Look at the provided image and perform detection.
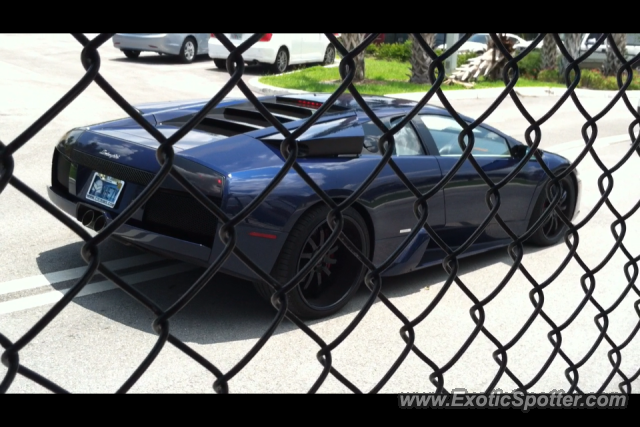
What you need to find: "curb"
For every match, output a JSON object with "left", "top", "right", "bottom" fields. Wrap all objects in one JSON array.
[
  {"left": 247, "top": 77, "right": 640, "bottom": 101},
  {"left": 248, "top": 76, "right": 310, "bottom": 96}
]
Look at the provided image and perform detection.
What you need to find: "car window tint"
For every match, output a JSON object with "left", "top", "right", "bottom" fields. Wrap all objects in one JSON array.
[
  {"left": 419, "top": 115, "right": 512, "bottom": 157},
  {"left": 361, "top": 120, "right": 383, "bottom": 154}
]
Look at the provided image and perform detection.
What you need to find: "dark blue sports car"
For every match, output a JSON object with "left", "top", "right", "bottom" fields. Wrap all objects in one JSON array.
[{"left": 48, "top": 93, "right": 581, "bottom": 319}]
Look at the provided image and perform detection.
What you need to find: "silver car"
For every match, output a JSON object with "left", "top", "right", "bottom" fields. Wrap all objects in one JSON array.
[{"left": 112, "top": 33, "right": 210, "bottom": 63}]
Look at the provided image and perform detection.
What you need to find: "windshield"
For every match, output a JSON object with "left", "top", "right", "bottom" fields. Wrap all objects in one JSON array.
[{"left": 469, "top": 34, "right": 488, "bottom": 43}]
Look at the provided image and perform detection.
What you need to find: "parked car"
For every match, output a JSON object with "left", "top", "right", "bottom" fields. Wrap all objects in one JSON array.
[
  {"left": 208, "top": 34, "right": 338, "bottom": 74},
  {"left": 112, "top": 33, "right": 210, "bottom": 63},
  {"left": 437, "top": 33, "right": 529, "bottom": 53},
  {"left": 47, "top": 93, "right": 581, "bottom": 320},
  {"left": 374, "top": 33, "right": 461, "bottom": 48},
  {"left": 577, "top": 33, "right": 640, "bottom": 69}
]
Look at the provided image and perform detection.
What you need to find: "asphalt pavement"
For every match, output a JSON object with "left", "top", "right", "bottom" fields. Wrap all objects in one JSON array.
[{"left": 1, "top": 34, "right": 639, "bottom": 393}]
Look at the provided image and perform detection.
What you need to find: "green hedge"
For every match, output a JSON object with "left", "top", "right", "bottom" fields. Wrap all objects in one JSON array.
[
  {"left": 515, "top": 51, "right": 541, "bottom": 79},
  {"left": 537, "top": 67, "right": 640, "bottom": 90},
  {"left": 365, "top": 40, "right": 480, "bottom": 70}
]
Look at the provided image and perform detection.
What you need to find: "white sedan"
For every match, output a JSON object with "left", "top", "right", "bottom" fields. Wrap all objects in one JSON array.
[
  {"left": 112, "top": 33, "right": 210, "bottom": 63},
  {"left": 437, "top": 33, "right": 530, "bottom": 53},
  {"left": 208, "top": 33, "right": 338, "bottom": 74}
]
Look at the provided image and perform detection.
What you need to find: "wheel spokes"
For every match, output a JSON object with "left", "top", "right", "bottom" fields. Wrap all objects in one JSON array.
[{"left": 302, "top": 273, "right": 314, "bottom": 290}]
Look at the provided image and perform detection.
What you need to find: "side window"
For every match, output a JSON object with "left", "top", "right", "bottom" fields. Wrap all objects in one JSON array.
[
  {"left": 361, "top": 119, "right": 425, "bottom": 156},
  {"left": 419, "top": 115, "right": 512, "bottom": 157},
  {"left": 390, "top": 118, "right": 425, "bottom": 156}
]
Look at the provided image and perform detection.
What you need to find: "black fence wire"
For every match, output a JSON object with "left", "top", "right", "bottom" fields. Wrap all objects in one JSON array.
[{"left": 0, "top": 33, "right": 639, "bottom": 394}]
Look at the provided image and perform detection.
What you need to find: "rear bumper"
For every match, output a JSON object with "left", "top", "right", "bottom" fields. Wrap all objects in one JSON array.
[
  {"left": 47, "top": 185, "right": 287, "bottom": 282},
  {"left": 208, "top": 40, "right": 278, "bottom": 63},
  {"left": 113, "top": 34, "right": 182, "bottom": 55}
]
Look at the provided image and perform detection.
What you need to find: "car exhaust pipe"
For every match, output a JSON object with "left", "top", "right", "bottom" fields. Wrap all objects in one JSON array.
[
  {"left": 78, "top": 205, "right": 109, "bottom": 231},
  {"left": 93, "top": 215, "right": 106, "bottom": 232},
  {"left": 82, "top": 210, "right": 95, "bottom": 227}
]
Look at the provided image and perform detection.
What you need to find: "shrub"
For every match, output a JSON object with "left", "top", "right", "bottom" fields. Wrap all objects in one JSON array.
[
  {"left": 375, "top": 40, "right": 412, "bottom": 62},
  {"left": 365, "top": 42, "right": 379, "bottom": 56},
  {"left": 515, "top": 51, "right": 541, "bottom": 79},
  {"left": 538, "top": 68, "right": 560, "bottom": 83},
  {"left": 457, "top": 51, "right": 479, "bottom": 68},
  {"left": 578, "top": 69, "right": 606, "bottom": 89}
]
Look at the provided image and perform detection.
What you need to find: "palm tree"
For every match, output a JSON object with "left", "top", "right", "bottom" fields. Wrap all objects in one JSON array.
[
  {"left": 558, "top": 33, "right": 582, "bottom": 80},
  {"left": 340, "top": 33, "right": 366, "bottom": 82},
  {"left": 408, "top": 33, "right": 436, "bottom": 84},
  {"left": 603, "top": 33, "right": 627, "bottom": 77},
  {"left": 541, "top": 33, "right": 557, "bottom": 70}
]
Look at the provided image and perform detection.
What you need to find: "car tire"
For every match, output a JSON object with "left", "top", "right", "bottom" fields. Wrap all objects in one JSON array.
[
  {"left": 322, "top": 44, "right": 336, "bottom": 65},
  {"left": 213, "top": 59, "right": 227, "bottom": 70},
  {"left": 122, "top": 50, "right": 140, "bottom": 59},
  {"left": 271, "top": 47, "right": 289, "bottom": 74},
  {"left": 527, "top": 175, "right": 577, "bottom": 246},
  {"left": 179, "top": 37, "right": 197, "bottom": 64},
  {"left": 253, "top": 204, "right": 371, "bottom": 320}
]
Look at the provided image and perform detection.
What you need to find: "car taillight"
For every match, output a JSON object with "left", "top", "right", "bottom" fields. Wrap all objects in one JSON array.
[
  {"left": 260, "top": 34, "right": 272, "bottom": 42},
  {"left": 210, "top": 33, "right": 215, "bottom": 38},
  {"left": 297, "top": 100, "right": 322, "bottom": 108}
]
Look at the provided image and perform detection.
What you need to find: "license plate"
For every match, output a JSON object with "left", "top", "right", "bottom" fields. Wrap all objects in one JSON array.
[
  {"left": 230, "top": 33, "right": 242, "bottom": 40},
  {"left": 86, "top": 172, "right": 125, "bottom": 209}
]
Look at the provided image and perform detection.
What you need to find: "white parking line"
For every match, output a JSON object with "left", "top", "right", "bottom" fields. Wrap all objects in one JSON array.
[
  {"left": 0, "top": 263, "right": 200, "bottom": 315},
  {"left": 0, "top": 254, "right": 162, "bottom": 296}
]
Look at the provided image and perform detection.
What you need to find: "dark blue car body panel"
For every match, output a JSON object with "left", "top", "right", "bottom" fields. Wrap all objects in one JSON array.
[{"left": 47, "top": 93, "right": 579, "bottom": 282}]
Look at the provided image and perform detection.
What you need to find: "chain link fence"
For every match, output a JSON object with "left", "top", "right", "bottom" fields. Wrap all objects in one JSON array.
[{"left": 1, "top": 33, "right": 639, "bottom": 393}]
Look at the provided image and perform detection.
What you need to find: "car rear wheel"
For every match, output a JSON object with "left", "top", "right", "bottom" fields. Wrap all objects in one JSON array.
[
  {"left": 253, "top": 204, "right": 370, "bottom": 320},
  {"left": 213, "top": 59, "right": 227, "bottom": 69},
  {"left": 527, "top": 175, "right": 577, "bottom": 246},
  {"left": 272, "top": 47, "right": 289, "bottom": 74},
  {"left": 179, "top": 37, "right": 197, "bottom": 63},
  {"left": 122, "top": 49, "right": 140, "bottom": 59},
  {"left": 323, "top": 44, "right": 336, "bottom": 65}
]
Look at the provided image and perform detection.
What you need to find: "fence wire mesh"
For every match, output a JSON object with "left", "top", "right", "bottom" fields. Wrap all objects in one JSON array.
[{"left": 1, "top": 33, "right": 639, "bottom": 394}]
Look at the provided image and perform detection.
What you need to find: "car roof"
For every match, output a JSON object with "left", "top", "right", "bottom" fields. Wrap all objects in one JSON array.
[{"left": 156, "top": 92, "right": 470, "bottom": 143}]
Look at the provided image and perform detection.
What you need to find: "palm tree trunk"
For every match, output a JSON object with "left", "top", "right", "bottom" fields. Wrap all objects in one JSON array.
[
  {"left": 558, "top": 33, "right": 582, "bottom": 78},
  {"left": 602, "top": 33, "right": 627, "bottom": 77},
  {"left": 340, "top": 33, "right": 366, "bottom": 82},
  {"left": 541, "top": 33, "right": 557, "bottom": 69},
  {"left": 409, "top": 33, "right": 436, "bottom": 84}
]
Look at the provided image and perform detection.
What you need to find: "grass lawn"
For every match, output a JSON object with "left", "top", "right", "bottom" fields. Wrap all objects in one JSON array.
[{"left": 259, "top": 58, "right": 566, "bottom": 95}]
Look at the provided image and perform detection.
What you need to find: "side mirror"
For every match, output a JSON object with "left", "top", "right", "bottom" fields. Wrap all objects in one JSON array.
[{"left": 511, "top": 144, "right": 530, "bottom": 159}]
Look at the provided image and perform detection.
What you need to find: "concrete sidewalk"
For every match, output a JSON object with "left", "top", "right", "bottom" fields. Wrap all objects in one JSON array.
[{"left": 248, "top": 76, "right": 640, "bottom": 101}]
